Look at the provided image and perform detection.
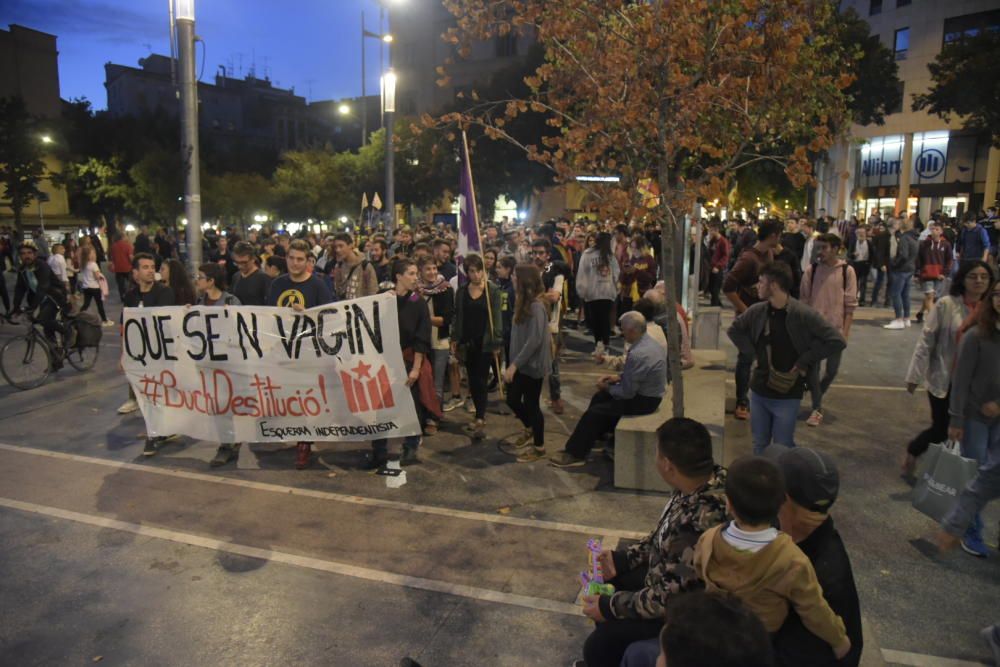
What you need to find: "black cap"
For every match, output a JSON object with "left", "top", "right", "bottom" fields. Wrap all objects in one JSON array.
[{"left": 763, "top": 446, "right": 839, "bottom": 513}]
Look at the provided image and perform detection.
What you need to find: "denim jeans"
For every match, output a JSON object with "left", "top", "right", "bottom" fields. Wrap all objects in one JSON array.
[
  {"left": 620, "top": 638, "right": 660, "bottom": 667},
  {"left": 734, "top": 350, "right": 754, "bottom": 407},
  {"left": 548, "top": 333, "right": 562, "bottom": 400},
  {"left": 941, "top": 419, "right": 1000, "bottom": 537},
  {"left": 807, "top": 349, "right": 843, "bottom": 411},
  {"left": 871, "top": 267, "right": 888, "bottom": 305},
  {"left": 889, "top": 271, "right": 912, "bottom": 319},
  {"left": 371, "top": 434, "right": 421, "bottom": 459},
  {"left": 749, "top": 390, "right": 800, "bottom": 454}
]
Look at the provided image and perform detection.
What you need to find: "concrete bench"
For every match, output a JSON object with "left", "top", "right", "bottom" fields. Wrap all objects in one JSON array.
[{"left": 614, "top": 349, "right": 727, "bottom": 492}]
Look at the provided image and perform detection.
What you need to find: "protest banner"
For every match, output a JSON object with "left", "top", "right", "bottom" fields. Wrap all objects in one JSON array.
[{"left": 121, "top": 292, "right": 421, "bottom": 443}]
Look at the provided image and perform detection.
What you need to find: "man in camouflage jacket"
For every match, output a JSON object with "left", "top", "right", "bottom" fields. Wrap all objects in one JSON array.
[{"left": 580, "top": 418, "right": 728, "bottom": 667}]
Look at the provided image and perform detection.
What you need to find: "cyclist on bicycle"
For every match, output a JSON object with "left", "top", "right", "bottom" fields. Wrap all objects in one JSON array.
[{"left": 12, "top": 242, "right": 70, "bottom": 367}]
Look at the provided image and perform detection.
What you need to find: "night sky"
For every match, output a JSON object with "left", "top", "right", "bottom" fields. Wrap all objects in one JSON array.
[{"left": 1, "top": 0, "right": 393, "bottom": 109}]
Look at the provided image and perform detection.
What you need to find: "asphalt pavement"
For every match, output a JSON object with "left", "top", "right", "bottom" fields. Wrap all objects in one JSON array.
[{"left": 0, "top": 271, "right": 997, "bottom": 666}]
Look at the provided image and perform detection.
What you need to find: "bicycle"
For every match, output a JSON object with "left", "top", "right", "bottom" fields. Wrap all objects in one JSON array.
[{"left": 0, "top": 311, "right": 101, "bottom": 390}]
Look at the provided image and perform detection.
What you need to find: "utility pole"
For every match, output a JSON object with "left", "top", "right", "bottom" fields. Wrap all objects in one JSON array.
[
  {"left": 383, "top": 8, "right": 395, "bottom": 230},
  {"left": 174, "top": 0, "right": 202, "bottom": 270}
]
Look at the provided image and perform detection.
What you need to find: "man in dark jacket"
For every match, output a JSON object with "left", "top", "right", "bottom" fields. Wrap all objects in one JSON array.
[
  {"left": 767, "top": 445, "right": 863, "bottom": 667},
  {"left": 884, "top": 218, "right": 919, "bottom": 330},
  {"left": 869, "top": 223, "right": 892, "bottom": 308},
  {"left": 727, "top": 262, "right": 846, "bottom": 454},
  {"left": 12, "top": 242, "right": 70, "bottom": 355}
]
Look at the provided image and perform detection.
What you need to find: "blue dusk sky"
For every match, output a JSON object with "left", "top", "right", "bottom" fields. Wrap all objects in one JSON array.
[{"left": 1, "top": 0, "right": 396, "bottom": 109}]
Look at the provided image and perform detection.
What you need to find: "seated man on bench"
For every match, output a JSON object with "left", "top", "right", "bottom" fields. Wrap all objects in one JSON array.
[{"left": 550, "top": 311, "right": 666, "bottom": 468}]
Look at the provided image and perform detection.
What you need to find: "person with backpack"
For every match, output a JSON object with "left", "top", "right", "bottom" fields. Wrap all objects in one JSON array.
[{"left": 799, "top": 234, "right": 857, "bottom": 427}]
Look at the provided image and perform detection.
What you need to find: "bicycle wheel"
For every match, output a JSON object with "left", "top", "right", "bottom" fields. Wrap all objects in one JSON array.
[
  {"left": 65, "top": 342, "right": 99, "bottom": 371},
  {"left": 0, "top": 335, "right": 52, "bottom": 390}
]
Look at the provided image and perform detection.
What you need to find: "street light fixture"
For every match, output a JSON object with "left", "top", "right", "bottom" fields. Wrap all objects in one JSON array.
[
  {"left": 172, "top": 0, "right": 203, "bottom": 269},
  {"left": 338, "top": 104, "right": 351, "bottom": 115},
  {"left": 40, "top": 135, "right": 53, "bottom": 144}
]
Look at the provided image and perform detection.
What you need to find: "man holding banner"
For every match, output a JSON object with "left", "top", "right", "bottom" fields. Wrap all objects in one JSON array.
[{"left": 265, "top": 238, "right": 334, "bottom": 469}]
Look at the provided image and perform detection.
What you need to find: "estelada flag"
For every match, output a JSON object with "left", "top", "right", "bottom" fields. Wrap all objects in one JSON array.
[
  {"left": 372, "top": 192, "right": 383, "bottom": 210},
  {"left": 362, "top": 192, "right": 369, "bottom": 209}
]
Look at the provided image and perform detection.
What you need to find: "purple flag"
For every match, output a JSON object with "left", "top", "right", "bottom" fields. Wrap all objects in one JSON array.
[{"left": 457, "top": 131, "right": 481, "bottom": 274}]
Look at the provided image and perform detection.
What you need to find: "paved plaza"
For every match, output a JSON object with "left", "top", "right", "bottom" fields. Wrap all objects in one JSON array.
[{"left": 0, "top": 280, "right": 998, "bottom": 666}]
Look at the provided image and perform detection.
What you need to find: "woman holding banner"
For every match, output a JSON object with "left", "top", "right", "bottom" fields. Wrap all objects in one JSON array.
[
  {"left": 194, "top": 262, "right": 242, "bottom": 467},
  {"left": 368, "top": 257, "right": 440, "bottom": 469},
  {"left": 451, "top": 254, "right": 503, "bottom": 441}
]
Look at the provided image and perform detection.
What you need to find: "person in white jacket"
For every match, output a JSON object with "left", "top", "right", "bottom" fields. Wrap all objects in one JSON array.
[{"left": 575, "top": 232, "right": 620, "bottom": 356}]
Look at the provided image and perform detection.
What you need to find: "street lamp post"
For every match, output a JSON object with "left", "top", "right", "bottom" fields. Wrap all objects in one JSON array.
[
  {"left": 173, "top": 0, "right": 203, "bottom": 270},
  {"left": 382, "top": 69, "right": 396, "bottom": 230},
  {"left": 361, "top": 16, "right": 394, "bottom": 147}
]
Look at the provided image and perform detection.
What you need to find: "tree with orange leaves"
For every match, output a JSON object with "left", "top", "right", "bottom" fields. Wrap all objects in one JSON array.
[{"left": 430, "top": 0, "right": 856, "bottom": 416}]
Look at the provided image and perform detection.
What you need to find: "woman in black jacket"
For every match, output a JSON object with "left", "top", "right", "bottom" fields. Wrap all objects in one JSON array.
[
  {"left": 418, "top": 256, "right": 454, "bottom": 435},
  {"left": 451, "top": 254, "right": 503, "bottom": 440}
]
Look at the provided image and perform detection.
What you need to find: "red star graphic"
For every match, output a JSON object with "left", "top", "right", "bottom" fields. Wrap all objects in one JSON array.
[{"left": 351, "top": 360, "right": 372, "bottom": 379}]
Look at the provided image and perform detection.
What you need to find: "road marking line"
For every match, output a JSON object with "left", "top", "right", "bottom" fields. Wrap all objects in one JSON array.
[
  {"left": 0, "top": 443, "right": 646, "bottom": 540},
  {"left": 0, "top": 496, "right": 582, "bottom": 617},
  {"left": 723, "top": 379, "right": 908, "bottom": 392},
  {"left": 880, "top": 648, "right": 987, "bottom": 666}
]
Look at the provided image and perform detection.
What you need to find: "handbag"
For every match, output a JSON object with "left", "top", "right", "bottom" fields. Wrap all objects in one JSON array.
[
  {"left": 911, "top": 440, "right": 979, "bottom": 523},
  {"left": 97, "top": 271, "right": 110, "bottom": 298},
  {"left": 763, "top": 317, "right": 799, "bottom": 394}
]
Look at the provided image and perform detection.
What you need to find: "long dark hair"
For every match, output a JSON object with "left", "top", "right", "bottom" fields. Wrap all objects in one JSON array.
[
  {"left": 950, "top": 260, "right": 995, "bottom": 298},
  {"left": 513, "top": 263, "right": 544, "bottom": 325},
  {"left": 976, "top": 278, "right": 999, "bottom": 339},
  {"left": 164, "top": 258, "right": 196, "bottom": 305},
  {"left": 594, "top": 232, "right": 612, "bottom": 269}
]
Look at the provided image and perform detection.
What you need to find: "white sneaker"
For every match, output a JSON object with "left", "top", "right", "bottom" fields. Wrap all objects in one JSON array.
[
  {"left": 117, "top": 398, "right": 139, "bottom": 414},
  {"left": 883, "top": 319, "right": 905, "bottom": 330},
  {"left": 102, "top": 320, "right": 115, "bottom": 327},
  {"left": 904, "top": 319, "right": 912, "bottom": 328},
  {"left": 592, "top": 341, "right": 605, "bottom": 361}
]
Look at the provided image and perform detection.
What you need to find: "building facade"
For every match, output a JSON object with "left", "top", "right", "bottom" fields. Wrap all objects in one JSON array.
[
  {"left": 0, "top": 24, "right": 74, "bottom": 231},
  {"left": 816, "top": 1, "right": 1000, "bottom": 221},
  {"left": 105, "top": 55, "right": 338, "bottom": 153}
]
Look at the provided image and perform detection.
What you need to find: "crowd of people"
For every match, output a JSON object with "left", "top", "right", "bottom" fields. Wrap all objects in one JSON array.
[{"left": 3, "top": 203, "right": 999, "bottom": 666}]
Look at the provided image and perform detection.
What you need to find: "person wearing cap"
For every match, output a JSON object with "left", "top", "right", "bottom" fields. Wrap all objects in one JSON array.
[
  {"left": 549, "top": 311, "right": 666, "bottom": 468},
  {"left": 767, "top": 445, "right": 863, "bottom": 667}
]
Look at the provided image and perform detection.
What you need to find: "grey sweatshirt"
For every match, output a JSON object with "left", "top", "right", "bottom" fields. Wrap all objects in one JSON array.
[
  {"left": 949, "top": 325, "right": 1000, "bottom": 426},
  {"left": 509, "top": 300, "right": 552, "bottom": 379},
  {"left": 575, "top": 247, "right": 621, "bottom": 302}
]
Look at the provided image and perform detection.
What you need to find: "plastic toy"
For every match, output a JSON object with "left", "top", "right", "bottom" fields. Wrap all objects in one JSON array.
[{"left": 580, "top": 538, "right": 615, "bottom": 597}]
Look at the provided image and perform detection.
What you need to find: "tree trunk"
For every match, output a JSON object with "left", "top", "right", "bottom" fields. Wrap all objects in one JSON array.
[
  {"left": 12, "top": 205, "right": 25, "bottom": 248},
  {"left": 657, "top": 166, "right": 686, "bottom": 417}
]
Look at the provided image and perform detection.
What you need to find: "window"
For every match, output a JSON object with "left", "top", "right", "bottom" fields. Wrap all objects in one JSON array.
[
  {"left": 894, "top": 27, "right": 909, "bottom": 60},
  {"left": 889, "top": 81, "right": 904, "bottom": 114},
  {"left": 943, "top": 9, "right": 1000, "bottom": 44},
  {"left": 897, "top": 0, "right": 911, "bottom": 6},
  {"left": 869, "top": 0, "right": 882, "bottom": 16},
  {"left": 495, "top": 32, "right": 518, "bottom": 57}
]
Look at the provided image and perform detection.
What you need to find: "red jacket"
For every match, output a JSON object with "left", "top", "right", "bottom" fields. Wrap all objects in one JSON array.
[
  {"left": 710, "top": 235, "right": 731, "bottom": 270},
  {"left": 110, "top": 239, "right": 134, "bottom": 273}
]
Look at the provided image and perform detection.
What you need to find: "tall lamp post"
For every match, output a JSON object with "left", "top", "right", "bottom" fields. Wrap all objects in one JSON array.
[
  {"left": 173, "top": 0, "right": 202, "bottom": 269},
  {"left": 361, "top": 16, "right": 393, "bottom": 147},
  {"left": 382, "top": 69, "right": 396, "bottom": 230}
]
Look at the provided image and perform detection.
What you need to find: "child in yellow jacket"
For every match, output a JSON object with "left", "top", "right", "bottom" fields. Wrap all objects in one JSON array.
[{"left": 693, "top": 455, "right": 851, "bottom": 660}]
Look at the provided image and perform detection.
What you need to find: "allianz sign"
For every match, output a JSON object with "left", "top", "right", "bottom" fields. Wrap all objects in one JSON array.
[{"left": 861, "top": 157, "right": 902, "bottom": 177}]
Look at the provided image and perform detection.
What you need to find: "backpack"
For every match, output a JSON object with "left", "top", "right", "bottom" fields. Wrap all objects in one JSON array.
[{"left": 809, "top": 262, "right": 848, "bottom": 289}]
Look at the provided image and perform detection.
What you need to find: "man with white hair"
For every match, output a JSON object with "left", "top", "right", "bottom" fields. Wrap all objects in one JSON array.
[{"left": 550, "top": 311, "right": 667, "bottom": 468}]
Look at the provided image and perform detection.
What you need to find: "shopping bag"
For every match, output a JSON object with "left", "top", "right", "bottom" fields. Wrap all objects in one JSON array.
[{"left": 911, "top": 440, "right": 979, "bottom": 523}]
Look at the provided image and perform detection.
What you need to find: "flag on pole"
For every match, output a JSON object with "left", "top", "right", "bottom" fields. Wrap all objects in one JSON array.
[
  {"left": 457, "top": 131, "right": 481, "bottom": 274},
  {"left": 372, "top": 192, "right": 383, "bottom": 210},
  {"left": 362, "top": 192, "right": 369, "bottom": 209}
]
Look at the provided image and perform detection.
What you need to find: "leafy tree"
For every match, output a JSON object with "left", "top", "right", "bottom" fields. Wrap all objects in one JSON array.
[
  {"left": 0, "top": 97, "right": 47, "bottom": 244},
  {"left": 202, "top": 171, "right": 273, "bottom": 231},
  {"left": 127, "top": 148, "right": 184, "bottom": 228},
  {"left": 912, "top": 31, "right": 1000, "bottom": 146},
  {"left": 834, "top": 8, "right": 902, "bottom": 127},
  {"left": 437, "top": 0, "right": 856, "bottom": 416}
]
